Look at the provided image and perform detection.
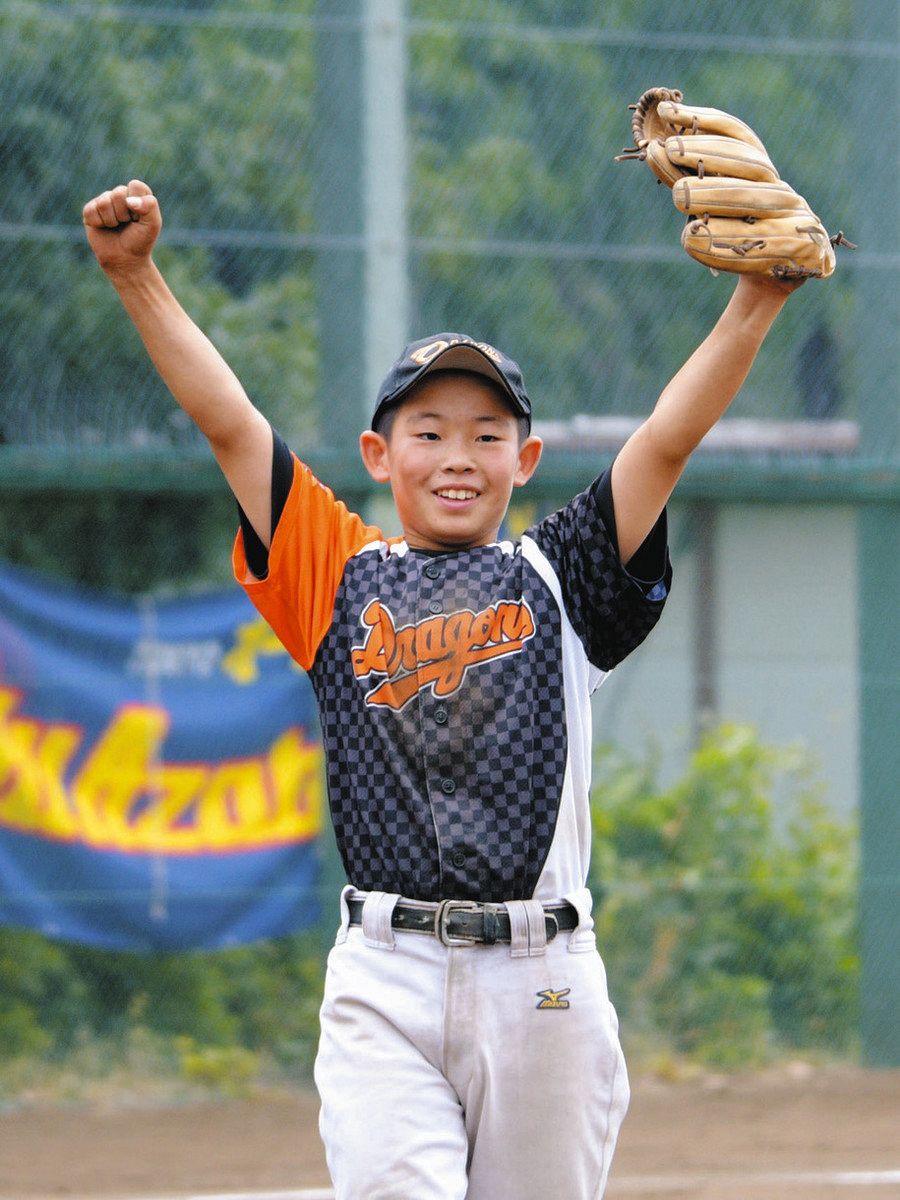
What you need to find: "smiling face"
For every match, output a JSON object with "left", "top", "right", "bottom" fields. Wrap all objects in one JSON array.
[{"left": 359, "top": 371, "right": 543, "bottom": 551}]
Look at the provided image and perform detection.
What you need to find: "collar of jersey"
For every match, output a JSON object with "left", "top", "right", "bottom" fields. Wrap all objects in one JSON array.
[{"left": 400, "top": 540, "right": 515, "bottom": 557}]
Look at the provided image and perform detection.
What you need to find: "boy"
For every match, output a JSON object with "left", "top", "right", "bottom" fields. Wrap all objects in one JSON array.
[{"left": 84, "top": 179, "right": 799, "bottom": 1199}]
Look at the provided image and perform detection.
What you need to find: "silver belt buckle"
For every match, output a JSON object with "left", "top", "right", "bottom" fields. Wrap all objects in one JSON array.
[{"left": 435, "top": 899, "right": 480, "bottom": 947}]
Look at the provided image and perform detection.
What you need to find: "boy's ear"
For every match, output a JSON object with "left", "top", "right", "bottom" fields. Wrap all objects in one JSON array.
[
  {"left": 359, "top": 429, "right": 391, "bottom": 483},
  {"left": 513, "top": 435, "right": 543, "bottom": 488}
]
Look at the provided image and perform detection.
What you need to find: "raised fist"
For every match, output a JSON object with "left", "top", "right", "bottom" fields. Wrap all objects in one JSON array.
[{"left": 82, "top": 179, "right": 161, "bottom": 274}]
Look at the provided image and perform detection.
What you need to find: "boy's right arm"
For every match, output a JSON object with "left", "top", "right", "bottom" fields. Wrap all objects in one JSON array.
[{"left": 83, "top": 180, "right": 274, "bottom": 549}]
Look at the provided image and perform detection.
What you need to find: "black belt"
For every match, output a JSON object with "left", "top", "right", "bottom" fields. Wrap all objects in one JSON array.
[{"left": 347, "top": 897, "right": 579, "bottom": 947}]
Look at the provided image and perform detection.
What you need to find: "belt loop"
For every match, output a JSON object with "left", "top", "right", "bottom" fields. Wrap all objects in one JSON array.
[
  {"left": 505, "top": 900, "right": 531, "bottom": 957},
  {"left": 563, "top": 886, "right": 596, "bottom": 954},
  {"left": 361, "top": 891, "right": 400, "bottom": 950},
  {"left": 335, "top": 884, "right": 356, "bottom": 945},
  {"left": 523, "top": 898, "right": 548, "bottom": 957}
]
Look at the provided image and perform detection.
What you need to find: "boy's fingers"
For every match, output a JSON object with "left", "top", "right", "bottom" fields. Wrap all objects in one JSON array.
[
  {"left": 93, "top": 190, "right": 121, "bottom": 227},
  {"left": 82, "top": 180, "right": 156, "bottom": 227},
  {"left": 82, "top": 197, "right": 101, "bottom": 227},
  {"left": 82, "top": 195, "right": 114, "bottom": 228},
  {"left": 110, "top": 185, "right": 132, "bottom": 225},
  {"left": 125, "top": 193, "right": 159, "bottom": 221}
]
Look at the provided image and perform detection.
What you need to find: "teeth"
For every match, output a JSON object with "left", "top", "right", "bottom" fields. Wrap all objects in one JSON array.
[{"left": 437, "top": 489, "right": 477, "bottom": 500}]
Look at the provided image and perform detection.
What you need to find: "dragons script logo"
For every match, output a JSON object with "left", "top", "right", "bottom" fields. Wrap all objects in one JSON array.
[{"left": 351, "top": 598, "right": 535, "bottom": 711}]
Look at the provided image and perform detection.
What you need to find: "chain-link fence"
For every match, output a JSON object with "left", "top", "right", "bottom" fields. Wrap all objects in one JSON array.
[
  {"left": 0, "top": 0, "right": 895, "bottom": 462},
  {"left": 0, "top": 0, "right": 898, "bottom": 1116}
]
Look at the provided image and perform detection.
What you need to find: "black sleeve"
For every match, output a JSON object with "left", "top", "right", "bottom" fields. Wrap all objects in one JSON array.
[
  {"left": 525, "top": 465, "right": 672, "bottom": 672},
  {"left": 237, "top": 427, "right": 294, "bottom": 581},
  {"left": 592, "top": 466, "right": 669, "bottom": 586}
]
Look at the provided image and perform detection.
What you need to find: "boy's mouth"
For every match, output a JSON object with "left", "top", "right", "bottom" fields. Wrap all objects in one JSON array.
[{"left": 434, "top": 488, "right": 479, "bottom": 502}]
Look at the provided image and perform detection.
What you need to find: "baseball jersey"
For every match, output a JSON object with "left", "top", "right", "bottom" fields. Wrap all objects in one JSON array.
[{"left": 233, "top": 432, "right": 671, "bottom": 904}]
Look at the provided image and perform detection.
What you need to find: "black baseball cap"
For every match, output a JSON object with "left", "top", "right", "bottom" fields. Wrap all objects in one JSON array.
[{"left": 372, "top": 333, "right": 532, "bottom": 433}]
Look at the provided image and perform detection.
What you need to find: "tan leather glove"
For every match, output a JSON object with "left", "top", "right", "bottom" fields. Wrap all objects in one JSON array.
[{"left": 617, "top": 88, "right": 854, "bottom": 280}]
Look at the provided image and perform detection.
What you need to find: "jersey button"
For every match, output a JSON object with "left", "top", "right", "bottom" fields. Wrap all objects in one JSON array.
[
  {"left": 428, "top": 600, "right": 442, "bottom": 615},
  {"left": 451, "top": 850, "right": 467, "bottom": 868},
  {"left": 433, "top": 707, "right": 448, "bottom": 725},
  {"left": 440, "top": 778, "right": 456, "bottom": 794},
  {"left": 424, "top": 563, "right": 441, "bottom": 579}
]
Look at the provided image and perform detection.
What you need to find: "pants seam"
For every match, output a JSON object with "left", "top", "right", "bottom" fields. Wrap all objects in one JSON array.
[{"left": 593, "top": 1044, "right": 622, "bottom": 1199}]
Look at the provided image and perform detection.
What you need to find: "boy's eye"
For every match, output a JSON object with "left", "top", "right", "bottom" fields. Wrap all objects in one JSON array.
[{"left": 416, "top": 431, "right": 439, "bottom": 440}]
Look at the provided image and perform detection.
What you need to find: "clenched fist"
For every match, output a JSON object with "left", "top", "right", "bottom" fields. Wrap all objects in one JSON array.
[{"left": 82, "top": 179, "right": 161, "bottom": 274}]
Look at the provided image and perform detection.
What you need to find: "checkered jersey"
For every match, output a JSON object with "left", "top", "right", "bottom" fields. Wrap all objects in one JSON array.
[{"left": 234, "top": 454, "right": 671, "bottom": 902}]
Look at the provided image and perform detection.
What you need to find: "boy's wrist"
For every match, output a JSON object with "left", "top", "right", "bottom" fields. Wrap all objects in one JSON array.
[
  {"left": 726, "top": 275, "right": 795, "bottom": 335},
  {"left": 733, "top": 273, "right": 799, "bottom": 311},
  {"left": 104, "top": 257, "right": 158, "bottom": 291}
]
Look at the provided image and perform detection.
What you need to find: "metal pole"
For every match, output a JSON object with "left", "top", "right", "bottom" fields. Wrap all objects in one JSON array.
[
  {"left": 311, "top": 1, "right": 365, "bottom": 945},
  {"left": 363, "top": 0, "right": 410, "bottom": 402},
  {"left": 858, "top": 505, "right": 900, "bottom": 1066},
  {"left": 690, "top": 501, "right": 718, "bottom": 744},
  {"left": 310, "top": 3, "right": 410, "bottom": 942},
  {"left": 313, "top": 0, "right": 366, "bottom": 450},
  {"left": 854, "top": 0, "right": 900, "bottom": 1067}
]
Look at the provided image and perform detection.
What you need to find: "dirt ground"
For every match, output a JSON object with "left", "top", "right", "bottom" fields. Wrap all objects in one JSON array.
[{"left": 1, "top": 1065, "right": 898, "bottom": 1200}]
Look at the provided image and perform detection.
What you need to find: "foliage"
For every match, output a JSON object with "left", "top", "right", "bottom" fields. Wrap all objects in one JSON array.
[
  {"left": 0, "top": 488, "right": 238, "bottom": 593},
  {"left": 591, "top": 724, "right": 858, "bottom": 1068},
  {"left": 0, "top": 1, "right": 319, "bottom": 449},
  {"left": 0, "top": 0, "right": 866, "bottom": 452},
  {"left": 0, "top": 927, "right": 326, "bottom": 1097},
  {"left": 0, "top": 928, "right": 89, "bottom": 1059},
  {"left": 176, "top": 1038, "right": 261, "bottom": 1097},
  {"left": 408, "top": 0, "right": 858, "bottom": 422}
]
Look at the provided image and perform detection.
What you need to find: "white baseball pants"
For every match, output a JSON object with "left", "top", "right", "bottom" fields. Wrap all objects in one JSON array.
[{"left": 314, "top": 886, "right": 629, "bottom": 1200}]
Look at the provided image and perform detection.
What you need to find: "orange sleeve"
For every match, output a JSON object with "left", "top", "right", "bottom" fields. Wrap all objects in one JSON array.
[{"left": 232, "top": 454, "right": 383, "bottom": 670}]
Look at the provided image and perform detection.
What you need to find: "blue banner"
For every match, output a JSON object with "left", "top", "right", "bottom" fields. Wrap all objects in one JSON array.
[{"left": 0, "top": 560, "right": 324, "bottom": 950}]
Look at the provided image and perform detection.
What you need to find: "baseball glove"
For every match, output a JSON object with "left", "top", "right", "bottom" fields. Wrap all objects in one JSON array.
[{"left": 616, "top": 87, "right": 855, "bottom": 280}]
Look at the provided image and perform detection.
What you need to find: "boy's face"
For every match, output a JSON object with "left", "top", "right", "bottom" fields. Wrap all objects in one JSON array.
[{"left": 359, "top": 372, "right": 542, "bottom": 552}]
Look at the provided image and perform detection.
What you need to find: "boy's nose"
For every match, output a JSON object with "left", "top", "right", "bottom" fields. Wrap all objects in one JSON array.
[{"left": 440, "top": 443, "right": 475, "bottom": 471}]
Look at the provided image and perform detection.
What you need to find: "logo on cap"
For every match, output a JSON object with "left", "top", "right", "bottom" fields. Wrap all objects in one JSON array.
[{"left": 409, "top": 338, "right": 505, "bottom": 368}]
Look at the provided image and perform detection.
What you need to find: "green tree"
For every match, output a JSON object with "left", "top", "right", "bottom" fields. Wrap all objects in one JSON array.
[
  {"left": 0, "top": 2, "right": 318, "bottom": 449},
  {"left": 591, "top": 725, "right": 859, "bottom": 1067},
  {"left": 0, "top": 928, "right": 89, "bottom": 1058},
  {"left": 408, "top": 0, "right": 857, "bottom": 421}
]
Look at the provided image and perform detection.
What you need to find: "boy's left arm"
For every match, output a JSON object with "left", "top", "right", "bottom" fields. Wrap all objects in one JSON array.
[{"left": 611, "top": 274, "right": 801, "bottom": 564}]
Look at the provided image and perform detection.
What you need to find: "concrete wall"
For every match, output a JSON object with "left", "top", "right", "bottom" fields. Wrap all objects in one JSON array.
[{"left": 593, "top": 503, "right": 859, "bottom": 816}]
